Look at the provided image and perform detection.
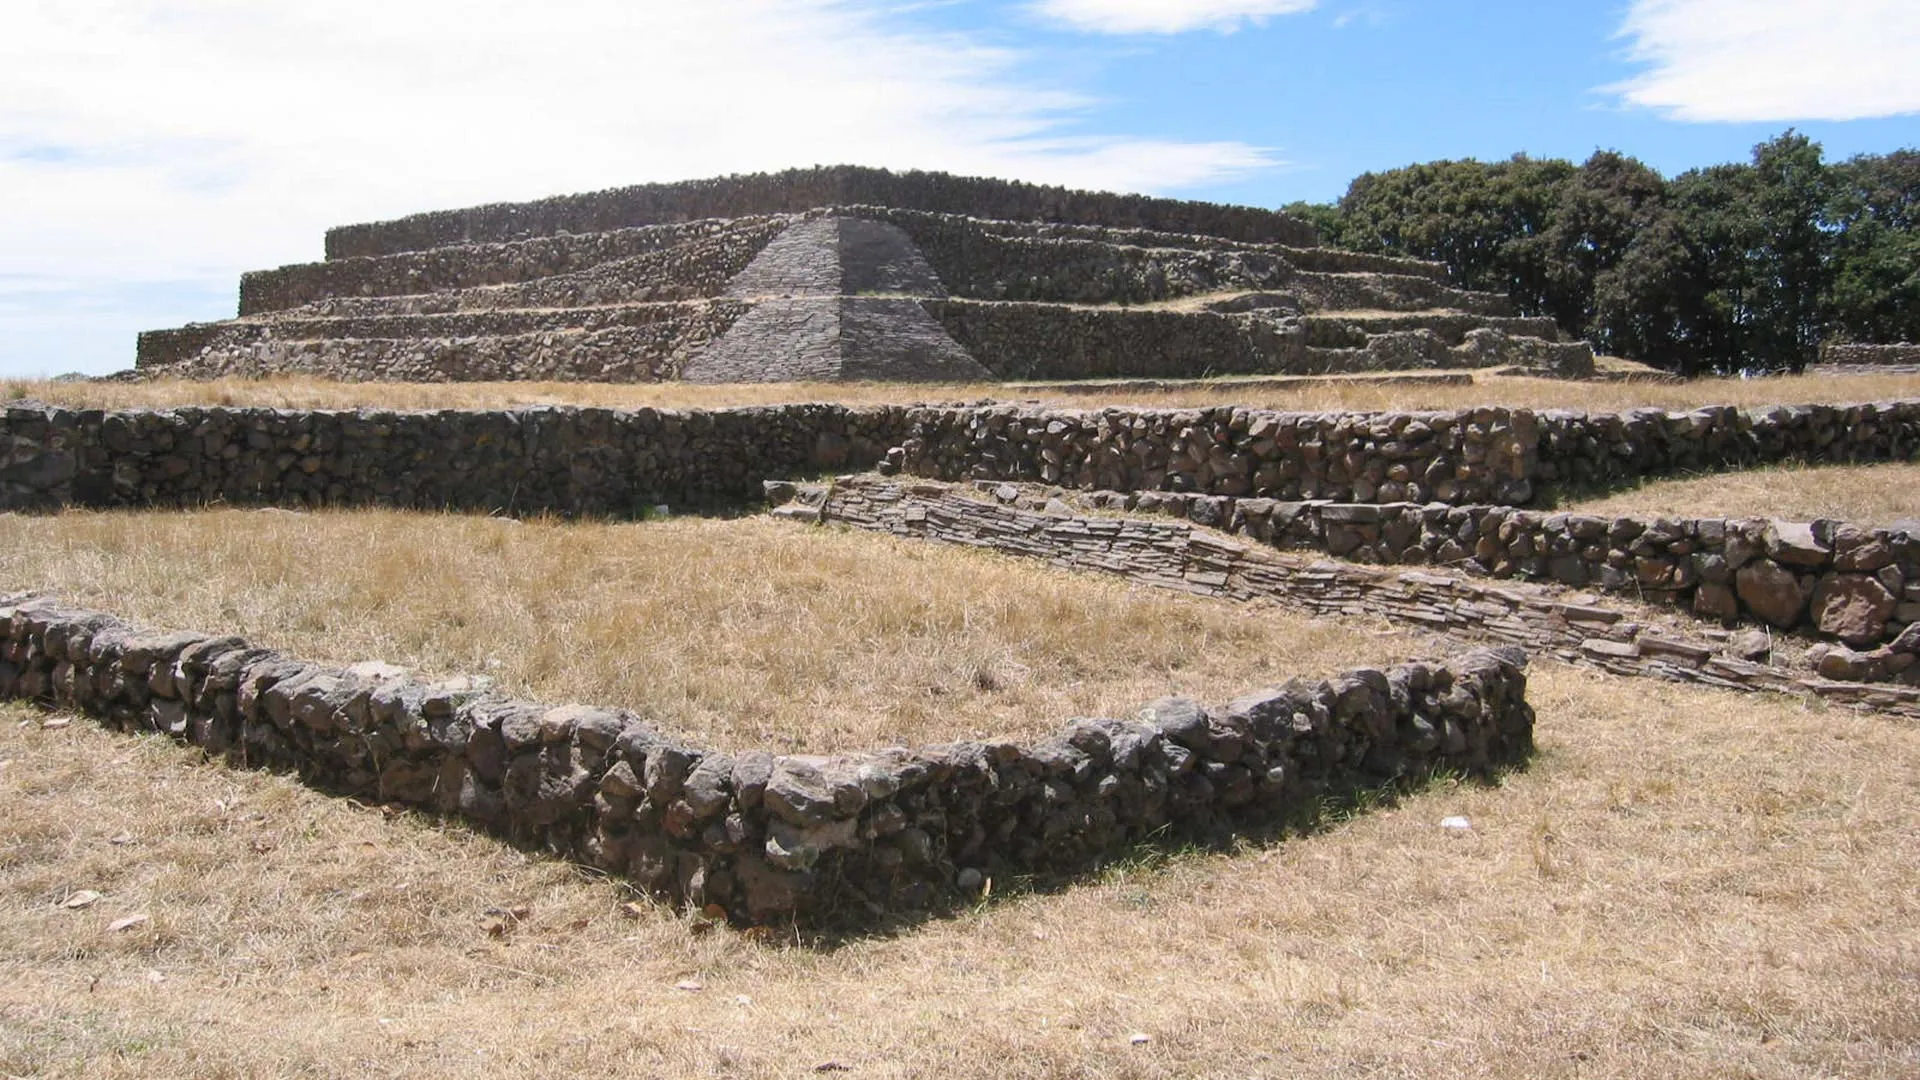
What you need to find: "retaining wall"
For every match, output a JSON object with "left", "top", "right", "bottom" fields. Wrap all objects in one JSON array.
[
  {"left": 1811, "top": 343, "right": 1920, "bottom": 377},
  {"left": 139, "top": 302, "right": 749, "bottom": 383},
  {"left": 236, "top": 217, "right": 790, "bottom": 319},
  {"left": 3, "top": 400, "right": 1916, "bottom": 516},
  {"left": 323, "top": 166, "right": 1319, "bottom": 259},
  {"left": 927, "top": 302, "right": 1584, "bottom": 383},
  {"left": 792, "top": 477, "right": 1920, "bottom": 715},
  {"left": 0, "top": 403, "right": 908, "bottom": 514},
  {"left": 998, "top": 484, "right": 1920, "bottom": 648},
  {"left": 0, "top": 595, "right": 1531, "bottom": 926}
]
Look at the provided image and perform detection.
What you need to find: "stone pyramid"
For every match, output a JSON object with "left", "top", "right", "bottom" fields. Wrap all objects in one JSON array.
[{"left": 134, "top": 165, "right": 1595, "bottom": 384}]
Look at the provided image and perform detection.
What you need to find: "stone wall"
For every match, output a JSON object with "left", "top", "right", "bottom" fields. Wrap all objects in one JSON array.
[
  {"left": 323, "top": 166, "right": 1319, "bottom": 259},
  {"left": 791, "top": 477, "right": 1920, "bottom": 716},
  {"left": 870, "top": 208, "right": 1492, "bottom": 309},
  {"left": 0, "top": 594, "right": 1531, "bottom": 926},
  {"left": 893, "top": 404, "right": 1544, "bottom": 504},
  {"left": 141, "top": 302, "right": 749, "bottom": 383},
  {"left": 1532, "top": 401, "right": 1920, "bottom": 492},
  {"left": 926, "top": 302, "right": 1584, "bottom": 383},
  {"left": 1812, "top": 343, "right": 1920, "bottom": 376},
  {"left": 993, "top": 483, "right": 1920, "bottom": 649},
  {"left": 5, "top": 399, "right": 1917, "bottom": 518},
  {"left": 0, "top": 403, "right": 910, "bottom": 514},
  {"left": 233, "top": 216, "right": 790, "bottom": 319}
]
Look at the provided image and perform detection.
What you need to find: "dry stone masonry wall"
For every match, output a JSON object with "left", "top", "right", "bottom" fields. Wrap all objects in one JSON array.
[
  {"left": 977, "top": 482, "right": 1920, "bottom": 651},
  {"left": 781, "top": 477, "right": 1920, "bottom": 716},
  {"left": 0, "top": 594, "right": 1532, "bottom": 926},
  {"left": 1812, "top": 343, "right": 1920, "bottom": 377},
  {"left": 3, "top": 399, "right": 1916, "bottom": 516},
  {"left": 322, "top": 165, "right": 1321, "bottom": 259}
]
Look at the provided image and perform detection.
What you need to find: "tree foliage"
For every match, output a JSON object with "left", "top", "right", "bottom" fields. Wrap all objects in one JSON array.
[{"left": 1297, "top": 133, "right": 1920, "bottom": 374}]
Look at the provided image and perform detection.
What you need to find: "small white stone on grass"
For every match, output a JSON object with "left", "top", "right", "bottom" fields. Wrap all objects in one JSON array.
[{"left": 1440, "top": 815, "right": 1473, "bottom": 834}]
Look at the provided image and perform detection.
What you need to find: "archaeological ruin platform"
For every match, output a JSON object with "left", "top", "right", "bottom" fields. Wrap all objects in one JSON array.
[{"left": 137, "top": 166, "right": 1594, "bottom": 384}]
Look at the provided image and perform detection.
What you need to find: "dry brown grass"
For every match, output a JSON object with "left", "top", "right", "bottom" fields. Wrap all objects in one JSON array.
[
  {"left": 1564, "top": 462, "right": 1920, "bottom": 528},
  {"left": 12, "top": 370, "right": 1920, "bottom": 414},
  {"left": 2, "top": 664, "right": 1915, "bottom": 1078},
  {"left": 0, "top": 508, "right": 1415, "bottom": 753}
]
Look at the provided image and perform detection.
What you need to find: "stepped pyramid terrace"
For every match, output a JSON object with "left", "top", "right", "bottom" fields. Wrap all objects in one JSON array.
[{"left": 136, "top": 166, "right": 1595, "bottom": 384}]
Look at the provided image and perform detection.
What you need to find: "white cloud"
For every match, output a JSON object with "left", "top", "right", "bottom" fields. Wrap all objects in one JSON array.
[
  {"left": 0, "top": 0, "right": 1281, "bottom": 375},
  {"left": 1030, "top": 0, "right": 1315, "bottom": 35},
  {"left": 1609, "top": 0, "right": 1920, "bottom": 122}
]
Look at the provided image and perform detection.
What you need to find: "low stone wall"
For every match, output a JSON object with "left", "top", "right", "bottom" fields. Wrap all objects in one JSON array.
[
  {"left": 0, "top": 594, "right": 1531, "bottom": 926},
  {"left": 3, "top": 399, "right": 1916, "bottom": 517},
  {"left": 790, "top": 477, "right": 1920, "bottom": 715},
  {"left": 1534, "top": 401, "right": 1920, "bottom": 491},
  {"left": 893, "top": 404, "right": 1546, "bottom": 504},
  {"left": 894, "top": 401, "right": 1920, "bottom": 504},
  {"left": 0, "top": 403, "right": 909, "bottom": 514},
  {"left": 1811, "top": 343, "right": 1920, "bottom": 377},
  {"left": 323, "top": 166, "right": 1319, "bottom": 259},
  {"left": 998, "top": 484, "right": 1920, "bottom": 649},
  {"left": 1820, "top": 343, "right": 1920, "bottom": 366}
]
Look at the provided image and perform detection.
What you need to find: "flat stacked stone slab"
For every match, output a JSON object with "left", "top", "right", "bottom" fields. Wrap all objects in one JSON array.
[{"left": 137, "top": 166, "right": 1594, "bottom": 384}]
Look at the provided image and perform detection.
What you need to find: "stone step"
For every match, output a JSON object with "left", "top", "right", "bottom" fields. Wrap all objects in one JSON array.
[
  {"left": 1285, "top": 272, "right": 1514, "bottom": 317},
  {"left": 144, "top": 294, "right": 1587, "bottom": 385},
  {"left": 150, "top": 326, "right": 704, "bottom": 383},
  {"left": 1297, "top": 312, "right": 1562, "bottom": 348},
  {"left": 240, "top": 215, "right": 790, "bottom": 316},
  {"left": 137, "top": 301, "right": 742, "bottom": 368},
  {"left": 247, "top": 207, "right": 1461, "bottom": 318},
  {"left": 924, "top": 299, "right": 1585, "bottom": 381}
]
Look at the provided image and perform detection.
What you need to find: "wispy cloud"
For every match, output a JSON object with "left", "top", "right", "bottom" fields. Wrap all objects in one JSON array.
[
  {"left": 1030, "top": 0, "right": 1316, "bottom": 36},
  {"left": 1608, "top": 0, "right": 1920, "bottom": 122},
  {"left": 0, "top": 0, "right": 1281, "bottom": 374}
]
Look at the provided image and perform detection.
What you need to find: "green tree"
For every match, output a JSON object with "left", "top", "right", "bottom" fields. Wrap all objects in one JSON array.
[
  {"left": 1280, "top": 200, "right": 1345, "bottom": 247},
  {"left": 1823, "top": 149, "right": 1920, "bottom": 343},
  {"left": 1747, "top": 131, "right": 1830, "bottom": 370},
  {"left": 1335, "top": 155, "right": 1574, "bottom": 317}
]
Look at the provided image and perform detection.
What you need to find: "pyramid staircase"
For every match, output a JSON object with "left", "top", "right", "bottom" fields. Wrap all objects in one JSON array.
[{"left": 137, "top": 167, "right": 1593, "bottom": 384}]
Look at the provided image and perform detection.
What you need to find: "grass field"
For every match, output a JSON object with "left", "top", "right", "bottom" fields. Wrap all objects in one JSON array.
[
  {"left": 3, "top": 665, "right": 1915, "bottom": 1079},
  {"left": 4, "top": 376, "right": 1919, "bottom": 1077},
  {"left": 9, "top": 370, "right": 1920, "bottom": 414},
  {"left": 0, "top": 509, "right": 1419, "bottom": 753},
  {"left": 1559, "top": 461, "right": 1920, "bottom": 528}
]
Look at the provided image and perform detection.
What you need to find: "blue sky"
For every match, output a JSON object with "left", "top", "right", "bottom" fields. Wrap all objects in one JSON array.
[{"left": 3, "top": 0, "right": 1918, "bottom": 377}]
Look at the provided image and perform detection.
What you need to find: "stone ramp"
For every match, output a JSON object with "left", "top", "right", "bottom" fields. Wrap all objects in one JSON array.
[{"left": 685, "top": 216, "right": 987, "bottom": 383}]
